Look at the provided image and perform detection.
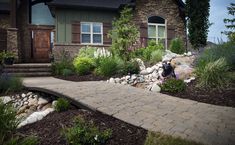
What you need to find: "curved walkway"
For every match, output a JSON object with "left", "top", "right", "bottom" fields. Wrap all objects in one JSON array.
[{"left": 23, "top": 77, "right": 235, "bottom": 145}]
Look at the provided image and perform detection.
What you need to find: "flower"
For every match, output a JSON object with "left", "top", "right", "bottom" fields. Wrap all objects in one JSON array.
[{"left": 94, "top": 135, "right": 98, "bottom": 141}]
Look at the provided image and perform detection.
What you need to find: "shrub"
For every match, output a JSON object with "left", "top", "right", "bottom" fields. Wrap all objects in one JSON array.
[
  {"left": 95, "top": 57, "right": 118, "bottom": 77},
  {"left": 78, "top": 47, "right": 97, "bottom": 58},
  {"left": 195, "top": 58, "right": 231, "bottom": 89},
  {"left": 0, "top": 74, "right": 23, "bottom": 94},
  {"left": 197, "top": 42, "right": 235, "bottom": 69},
  {"left": 169, "top": 38, "right": 185, "bottom": 54},
  {"left": 62, "top": 69, "right": 73, "bottom": 77},
  {"left": 150, "top": 49, "right": 164, "bottom": 64},
  {"left": 73, "top": 57, "right": 95, "bottom": 75},
  {"left": 63, "top": 117, "right": 112, "bottom": 145},
  {"left": 122, "top": 60, "right": 140, "bottom": 75},
  {"left": 143, "top": 41, "right": 164, "bottom": 61},
  {"left": 5, "top": 136, "right": 38, "bottom": 145},
  {"left": 55, "top": 98, "right": 70, "bottom": 112},
  {"left": 0, "top": 100, "right": 19, "bottom": 144},
  {"left": 160, "top": 79, "right": 186, "bottom": 93}
]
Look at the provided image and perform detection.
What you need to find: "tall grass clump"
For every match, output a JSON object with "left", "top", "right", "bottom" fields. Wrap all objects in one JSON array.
[
  {"left": 195, "top": 58, "right": 231, "bottom": 89},
  {"left": 95, "top": 57, "right": 118, "bottom": 77},
  {"left": 0, "top": 74, "right": 23, "bottom": 94}
]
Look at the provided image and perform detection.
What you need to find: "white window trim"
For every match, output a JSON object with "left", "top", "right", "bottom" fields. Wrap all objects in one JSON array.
[
  {"left": 148, "top": 20, "right": 167, "bottom": 48},
  {"left": 81, "top": 22, "right": 103, "bottom": 45}
]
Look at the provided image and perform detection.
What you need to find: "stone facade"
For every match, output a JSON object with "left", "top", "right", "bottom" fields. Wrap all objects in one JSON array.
[
  {"left": 7, "top": 28, "right": 19, "bottom": 61},
  {"left": 53, "top": 43, "right": 111, "bottom": 61},
  {"left": 133, "top": 0, "right": 186, "bottom": 47},
  {"left": 0, "top": 14, "right": 10, "bottom": 29}
]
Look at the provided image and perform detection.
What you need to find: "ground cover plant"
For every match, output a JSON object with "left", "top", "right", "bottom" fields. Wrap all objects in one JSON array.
[
  {"left": 54, "top": 98, "right": 70, "bottom": 112},
  {"left": 160, "top": 79, "right": 186, "bottom": 93},
  {"left": 169, "top": 38, "right": 185, "bottom": 54},
  {"left": 63, "top": 117, "right": 112, "bottom": 145}
]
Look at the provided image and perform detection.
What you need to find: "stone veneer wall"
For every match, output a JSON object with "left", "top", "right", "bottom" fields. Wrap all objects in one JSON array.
[
  {"left": 7, "top": 28, "right": 19, "bottom": 61},
  {"left": 133, "top": 0, "right": 186, "bottom": 48},
  {"left": 53, "top": 43, "right": 111, "bottom": 61},
  {"left": 17, "top": 0, "right": 31, "bottom": 62},
  {"left": 0, "top": 14, "right": 10, "bottom": 29}
]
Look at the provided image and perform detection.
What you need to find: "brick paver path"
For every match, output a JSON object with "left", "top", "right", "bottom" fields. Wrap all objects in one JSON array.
[{"left": 23, "top": 77, "right": 235, "bottom": 145}]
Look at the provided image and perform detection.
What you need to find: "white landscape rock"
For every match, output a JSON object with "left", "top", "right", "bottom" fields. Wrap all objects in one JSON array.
[
  {"left": 18, "top": 108, "right": 54, "bottom": 128},
  {"left": 1, "top": 96, "right": 12, "bottom": 104},
  {"left": 150, "top": 84, "right": 161, "bottom": 93},
  {"left": 109, "top": 78, "right": 115, "bottom": 83},
  {"left": 38, "top": 97, "right": 49, "bottom": 105}
]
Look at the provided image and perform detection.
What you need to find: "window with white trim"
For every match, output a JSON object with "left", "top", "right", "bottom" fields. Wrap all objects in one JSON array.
[
  {"left": 81, "top": 22, "right": 103, "bottom": 44},
  {"left": 148, "top": 16, "right": 167, "bottom": 48}
]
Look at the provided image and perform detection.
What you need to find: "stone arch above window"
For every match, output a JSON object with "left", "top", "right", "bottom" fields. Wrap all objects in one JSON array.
[{"left": 148, "top": 16, "right": 165, "bottom": 24}]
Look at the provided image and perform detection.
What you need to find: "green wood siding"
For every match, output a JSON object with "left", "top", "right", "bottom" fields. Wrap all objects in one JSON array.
[{"left": 56, "top": 9, "right": 117, "bottom": 43}]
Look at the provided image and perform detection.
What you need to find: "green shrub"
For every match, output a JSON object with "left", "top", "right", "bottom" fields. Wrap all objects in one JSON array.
[
  {"left": 160, "top": 79, "right": 186, "bottom": 93},
  {"left": 169, "top": 38, "right": 185, "bottom": 54},
  {"left": 197, "top": 42, "right": 235, "bottom": 70},
  {"left": 73, "top": 57, "right": 95, "bottom": 75},
  {"left": 195, "top": 58, "right": 231, "bottom": 89},
  {"left": 0, "top": 74, "right": 23, "bottom": 94},
  {"left": 55, "top": 98, "right": 70, "bottom": 112},
  {"left": 63, "top": 117, "right": 112, "bottom": 145},
  {"left": 62, "top": 69, "right": 73, "bottom": 77},
  {"left": 0, "top": 100, "right": 19, "bottom": 144},
  {"left": 122, "top": 60, "right": 140, "bottom": 75},
  {"left": 95, "top": 57, "right": 118, "bottom": 77},
  {"left": 150, "top": 49, "right": 164, "bottom": 64},
  {"left": 78, "top": 47, "right": 97, "bottom": 58}
]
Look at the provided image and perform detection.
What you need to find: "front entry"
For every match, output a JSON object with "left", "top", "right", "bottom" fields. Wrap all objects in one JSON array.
[{"left": 30, "top": 25, "right": 54, "bottom": 63}]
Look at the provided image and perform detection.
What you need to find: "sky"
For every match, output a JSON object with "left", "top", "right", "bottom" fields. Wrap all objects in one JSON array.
[{"left": 208, "top": 0, "right": 234, "bottom": 43}]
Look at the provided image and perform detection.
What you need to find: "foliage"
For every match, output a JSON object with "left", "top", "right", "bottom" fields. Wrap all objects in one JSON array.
[
  {"left": 73, "top": 57, "right": 95, "bottom": 75},
  {"left": 121, "top": 60, "right": 140, "bottom": 75},
  {"left": 95, "top": 57, "right": 118, "bottom": 77},
  {"left": 0, "top": 74, "right": 23, "bottom": 94},
  {"left": 55, "top": 98, "right": 70, "bottom": 112},
  {"left": 195, "top": 58, "right": 231, "bottom": 90},
  {"left": 186, "top": 0, "right": 211, "bottom": 49},
  {"left": 144, "top": 132, "right": 204, "bottom": 145},
  {"left": 52, "top": 50, "right": 74, "bottom": 76},
  {"left": 222, "top": 3, "right": 235, "bottom": 42},
  {"left": 160, "top": 79, "right": 186, "bottom": 93},
  {"left": 197, "top": 42, "right": 235, "bottom": 69},
  {"left": 0, "top": 100, "right": 19, "bottom": 144},
  {"left": 108, "top": 6, "right": 139, "bottom": 61},
  {"left": 4, "top": 136, "right": 38, "bottom": 145},
  {"left": 150, "top": 49, "right": 164, "bottom": 64},
  {"left": 169, "top": 38, "right": 185, "bottom": 54},
  {"left": 0, "top": 51, "right": 15, "bottom": 58},
  {"left": 62, "top": 69, "right": 74, "bottom": 77},
  {"left": 78, "top": 47, "right": 97, "bottom": 58},
  {"left": 63, "top": 117, "right": 112, "bottom": 145}
]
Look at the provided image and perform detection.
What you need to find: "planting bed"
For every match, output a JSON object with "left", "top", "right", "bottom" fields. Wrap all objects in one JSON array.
[
  {"left": 161, "top": 80, "right": 235, "bottom": 108},
  {"left": 17, "top": 106, "right": 147, "bottom": 145}
]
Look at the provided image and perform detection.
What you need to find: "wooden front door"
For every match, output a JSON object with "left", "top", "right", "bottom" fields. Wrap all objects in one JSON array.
[{"left": 32, "top": 29, "right": 51, "bottom": 62}]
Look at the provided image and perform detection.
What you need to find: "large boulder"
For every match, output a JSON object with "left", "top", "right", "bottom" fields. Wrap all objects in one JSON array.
[{"left": 174, "top": 65, "right": 194, "bottom": 80}]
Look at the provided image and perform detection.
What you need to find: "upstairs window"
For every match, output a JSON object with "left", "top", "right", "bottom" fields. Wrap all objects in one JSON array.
[
  {"left": 81, "top": 22, "right": 103, "bottom": 44},
  {"left": 148, "top": 16, "right": 167, "bottom": 47}
]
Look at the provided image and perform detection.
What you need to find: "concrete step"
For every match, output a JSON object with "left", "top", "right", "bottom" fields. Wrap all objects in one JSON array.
[
  {"left": 2, "top": 63, "right": 52, "bottom": 77},
  {"left": 6, "top": 72, "right": 52, "bottom": 77}
]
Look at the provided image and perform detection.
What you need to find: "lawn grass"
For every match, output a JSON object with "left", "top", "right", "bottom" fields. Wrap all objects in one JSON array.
[{"left": 144, "top": 132, "right": 204, "bottom": 145}]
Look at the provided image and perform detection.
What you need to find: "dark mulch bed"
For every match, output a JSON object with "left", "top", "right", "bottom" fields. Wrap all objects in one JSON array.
[
  {"left": 55, "top": 74, "right": 109, "bottom": 82},
  {"left": 17, "top": 107, "right": 147, "bottom": 145},
  {"left": 161, "top": 81, "right": 235, "bottom": 108}
]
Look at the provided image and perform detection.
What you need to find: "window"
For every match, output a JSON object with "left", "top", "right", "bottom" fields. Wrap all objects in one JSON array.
[
  {"left": 81, "top": 22, "right": 103, "bottom": 44},
  {"left": 148, "top": 16, "right": 167, "bottom": 48}
]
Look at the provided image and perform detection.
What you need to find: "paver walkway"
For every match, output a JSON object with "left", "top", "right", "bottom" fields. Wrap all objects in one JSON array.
[{"left": 23, "top": 77, "right": 235, "bottom": 145}]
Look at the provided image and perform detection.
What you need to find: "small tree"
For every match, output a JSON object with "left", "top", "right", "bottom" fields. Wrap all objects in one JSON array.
[
  {"left": 186, "top": 0, "right": 211, "bottom": 49},
  {"left": 108, "top": 6, "right": 139, "bottom": 61},
  {"left": 222, "top": 3, "right": 235, "bottom": 42}
]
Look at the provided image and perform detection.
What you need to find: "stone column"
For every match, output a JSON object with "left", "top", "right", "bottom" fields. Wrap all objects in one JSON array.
[{"left": 7, "top": 28, "right": 19, "bottom": 62}]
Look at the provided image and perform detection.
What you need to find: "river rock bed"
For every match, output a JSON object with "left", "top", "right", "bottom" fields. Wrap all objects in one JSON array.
[
  {"left": 107, "top": 50, "right": 196, "bottom": 92},
  {"left": 0, "top": 91, "right": 57, "bottom": 128}
]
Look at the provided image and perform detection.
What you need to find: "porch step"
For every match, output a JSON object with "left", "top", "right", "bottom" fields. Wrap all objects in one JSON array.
[{"left": 3, "top": 63, "right": 52, "bottom": 77}]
